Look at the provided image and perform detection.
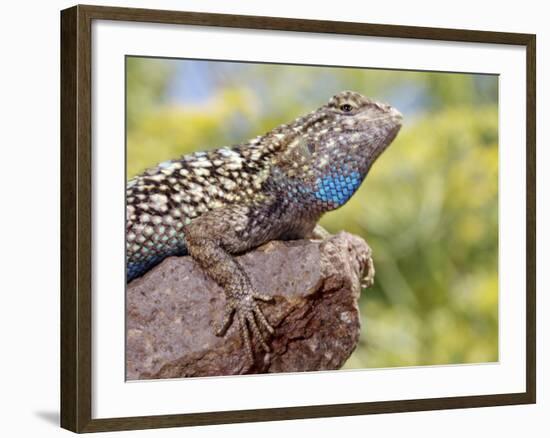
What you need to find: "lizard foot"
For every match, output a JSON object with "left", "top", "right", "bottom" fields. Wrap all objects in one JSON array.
[
  {"left": 361, "top": 253, "right": 375, "bottom": 289},
  {"left": 216, "top": 292, "right": 274, "bottom": 362}
]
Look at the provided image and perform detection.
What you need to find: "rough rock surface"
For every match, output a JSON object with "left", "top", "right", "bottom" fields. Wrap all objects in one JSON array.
[{"left": 126, "top": 232, "right": 372, "bottom": 380}]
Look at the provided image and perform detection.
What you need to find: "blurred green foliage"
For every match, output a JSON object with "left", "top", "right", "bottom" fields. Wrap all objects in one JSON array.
[{"left": 126, "top": 57, "right": 498, "bottom": 368}]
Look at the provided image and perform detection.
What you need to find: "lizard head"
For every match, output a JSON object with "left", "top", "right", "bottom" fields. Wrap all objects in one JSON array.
[{"left": 273, "top": 90, "right": 402, "bottom": 211}]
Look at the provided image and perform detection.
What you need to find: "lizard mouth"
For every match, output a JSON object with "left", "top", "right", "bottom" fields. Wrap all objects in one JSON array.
[
  {"left": 385, "top": 123, "right": 402, "bottom": 144},
  {"left": 388, "top": 106, "right": 403, "bottom": 122}
]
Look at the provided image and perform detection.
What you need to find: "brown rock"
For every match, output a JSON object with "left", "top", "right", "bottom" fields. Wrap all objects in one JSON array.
[{"left": 126, "top": 231, "right": 372, "bottom": 380}]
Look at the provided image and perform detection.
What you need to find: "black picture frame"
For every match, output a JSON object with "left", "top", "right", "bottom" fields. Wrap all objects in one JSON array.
[{"left": 61, "top": 4, "right": 536, "bottom": 432}]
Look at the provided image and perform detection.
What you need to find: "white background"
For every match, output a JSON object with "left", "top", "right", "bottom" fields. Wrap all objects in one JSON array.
[{"left": 0, "top": 0, "right": 546, "bottom": 436}]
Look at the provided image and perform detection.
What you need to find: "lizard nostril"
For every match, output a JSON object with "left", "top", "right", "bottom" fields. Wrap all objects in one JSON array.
[{"left": 371, "top": 102, "right": 393, "bottom": 114}]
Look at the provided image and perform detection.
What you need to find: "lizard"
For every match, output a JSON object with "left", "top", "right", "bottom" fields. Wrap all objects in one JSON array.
[{"left": 126, "top": 90, "right": 402, "bottom": 361}]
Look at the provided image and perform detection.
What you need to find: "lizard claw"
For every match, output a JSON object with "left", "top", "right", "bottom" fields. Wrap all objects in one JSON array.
[
  {"left": 361, "top": 254, "right": 375, "bottom": 288},
  {"left": 216, "top": 293, "right": 274, "bottom": 361},
  {"left": 250, "top": 294, "right": 274, "bottom": 335},
  {"left": 215, "top": 304, "right": 236, "bottom": 337}
]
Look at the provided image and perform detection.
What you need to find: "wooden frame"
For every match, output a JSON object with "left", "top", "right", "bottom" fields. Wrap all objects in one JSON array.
[{"left": 60, "top": 4, "right": 536, "bottom": 433}]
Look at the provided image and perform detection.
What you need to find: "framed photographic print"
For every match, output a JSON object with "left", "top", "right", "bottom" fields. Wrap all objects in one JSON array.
[{"left": 60, "top": 4, "right": 536, "bottom": 433}]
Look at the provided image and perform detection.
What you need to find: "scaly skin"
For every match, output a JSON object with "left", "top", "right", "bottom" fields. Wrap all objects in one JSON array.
[{"left": 126, "top": 91, "right": 402, "bottom": 361}]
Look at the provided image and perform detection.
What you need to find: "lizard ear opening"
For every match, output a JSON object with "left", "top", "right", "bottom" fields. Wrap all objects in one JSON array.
[{"left": 299, "top": 138, "right": 317, "bottom": 159}]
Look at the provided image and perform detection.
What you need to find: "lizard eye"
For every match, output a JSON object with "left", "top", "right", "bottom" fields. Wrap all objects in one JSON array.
[{"left": 340, "top": 103, "right": 353, "bottom": 113}]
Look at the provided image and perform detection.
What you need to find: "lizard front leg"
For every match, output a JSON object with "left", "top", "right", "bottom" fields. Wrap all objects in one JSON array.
[{"left": 183, "top": 206, "right": 274, "bottom": 362}]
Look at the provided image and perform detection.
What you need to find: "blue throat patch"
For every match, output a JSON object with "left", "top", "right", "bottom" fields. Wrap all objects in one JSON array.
[{"left": 314, "top": 171, "right": 362, "bottom": 207}]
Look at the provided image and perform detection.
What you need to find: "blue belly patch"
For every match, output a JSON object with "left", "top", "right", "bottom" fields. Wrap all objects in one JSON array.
[
  {"left": 127, "top": 261, "right": 151, "bottom": 282},
  {"left": 127, "top": 246, "right": 187, "bottom": 283}
]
